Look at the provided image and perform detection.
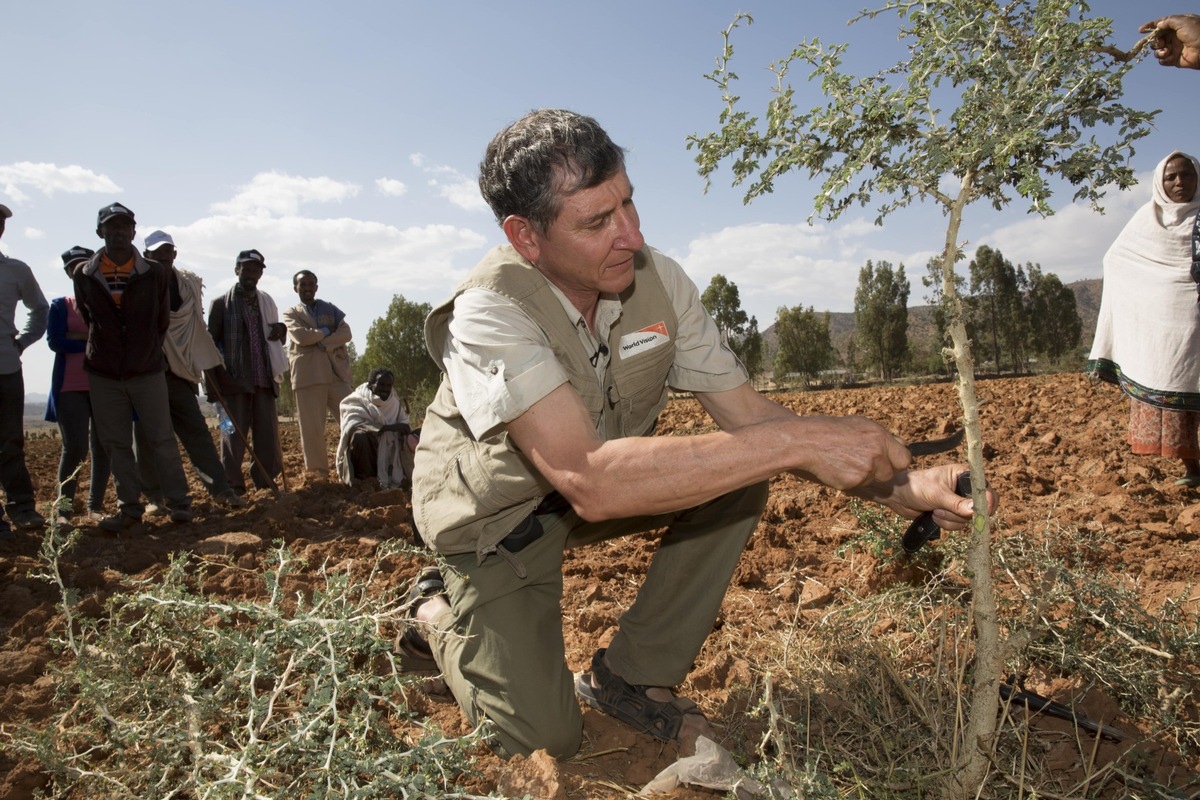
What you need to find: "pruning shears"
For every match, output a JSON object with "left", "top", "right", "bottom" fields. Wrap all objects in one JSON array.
[{"left": 899, "top": 427, "right": 971, "bottom": 554}]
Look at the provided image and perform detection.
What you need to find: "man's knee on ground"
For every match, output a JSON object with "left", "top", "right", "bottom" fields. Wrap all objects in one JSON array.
[{"left": 491, "top": 715, "right": 583, "bottom": 761}]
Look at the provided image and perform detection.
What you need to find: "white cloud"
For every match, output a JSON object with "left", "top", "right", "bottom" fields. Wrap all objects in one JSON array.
[
  {"left": 679, "top": 221, "right": 916, "bottom": 324},
  {"left": 676, "top": 171, "right": 1155, "bottom": 330},
  {"left": 438, "top": 180, "right": 488, "bottom": 212},
  {"left": 163, "top": 213, "right": 488, "bottom": 301},
  {"left": 375, "top": 177, "right": 408, "bottom": 197},
  {"left": 411, "top": 158, "right": 487, "bottom": 212},
  {"left": 23, "top": 227, "right": 46, "bottom": 240},
  {"left": 211, "top": 172, "right": 361, "bottom": 217},
  {"left": 0, "top": 162, "right": 121, "bottom": 202},
  {"left": 975, "top": 180, "right": 1149, "bottom": 284}
]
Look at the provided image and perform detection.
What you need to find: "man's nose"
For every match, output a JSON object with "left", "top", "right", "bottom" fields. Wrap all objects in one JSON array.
[{"left": 614, "top": 208, "right": 644, "bottom": 251}]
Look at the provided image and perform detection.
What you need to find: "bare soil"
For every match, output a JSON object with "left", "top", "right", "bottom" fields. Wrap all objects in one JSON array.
[{"left": 2, "top": 372, "right": 1199, "bottom": 799}]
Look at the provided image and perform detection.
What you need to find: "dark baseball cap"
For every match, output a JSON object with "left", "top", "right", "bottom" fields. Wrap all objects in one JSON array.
[
  {"left": 61, "top": 246, "right": 95, "bottom": 267},
  {"left": 97, "top": 202, "right": 136, "bottom": 226},
  {"left": 236, "top": 249, "right": 266, "bottom": 266}
]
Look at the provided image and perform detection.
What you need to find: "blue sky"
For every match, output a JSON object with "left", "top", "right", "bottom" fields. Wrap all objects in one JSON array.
[{"left": 3, "top": 1, "right": 1196, "bottom": 395}]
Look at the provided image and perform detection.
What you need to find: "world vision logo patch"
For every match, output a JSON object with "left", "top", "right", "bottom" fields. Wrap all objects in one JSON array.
[{"left": 618, "top": 321, "right": 670, "bottom": 358}]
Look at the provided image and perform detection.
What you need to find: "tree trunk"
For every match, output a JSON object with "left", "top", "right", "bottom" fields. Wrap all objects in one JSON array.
[{"left": 937, "top": 189, "right": 1001, "bottom": 800}]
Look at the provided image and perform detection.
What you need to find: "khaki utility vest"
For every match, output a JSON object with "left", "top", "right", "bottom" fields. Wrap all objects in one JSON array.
[{"left": 414, "top": 245, "right": 679, "bottom": 560}]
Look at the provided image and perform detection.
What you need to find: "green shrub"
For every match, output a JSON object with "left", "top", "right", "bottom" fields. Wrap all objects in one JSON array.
[{"left": 9, "top": 527, "right": 494, "bottom": 799}]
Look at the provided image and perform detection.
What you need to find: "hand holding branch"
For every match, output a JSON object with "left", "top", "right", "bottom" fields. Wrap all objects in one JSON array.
[{"left": 1140, "top": 14, "right": 1200, "bottom": 69}]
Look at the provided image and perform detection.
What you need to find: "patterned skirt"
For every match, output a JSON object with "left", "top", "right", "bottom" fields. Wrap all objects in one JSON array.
[{"left": 1129, "top": 397, "right": 1200, "bottom": 459}]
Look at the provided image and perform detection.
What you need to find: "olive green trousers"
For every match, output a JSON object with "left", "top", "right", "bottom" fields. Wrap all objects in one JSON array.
[{"left": 427, "top": 481, "right": 768, "bottom": 758}]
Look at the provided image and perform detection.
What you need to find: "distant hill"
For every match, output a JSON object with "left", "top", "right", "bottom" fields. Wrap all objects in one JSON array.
[
  {"left": 761, "top": 277, "right": 1102, "bottom": 373},
  {"left": 23, "top": 393, "right": 49, "bottom": 424}
]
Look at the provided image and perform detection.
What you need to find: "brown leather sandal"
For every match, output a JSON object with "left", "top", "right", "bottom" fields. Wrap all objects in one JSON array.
[{"left": 574, "top": 648, "right": 704, "bottom": 743}]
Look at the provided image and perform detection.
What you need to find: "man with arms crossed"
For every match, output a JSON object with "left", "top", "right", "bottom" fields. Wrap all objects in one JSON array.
[
  {"left": 283, "top": 270, "right": 352, "bottom": 476},
  {"left": 408, "top": 109, "right": 993, "bottom": 760}
]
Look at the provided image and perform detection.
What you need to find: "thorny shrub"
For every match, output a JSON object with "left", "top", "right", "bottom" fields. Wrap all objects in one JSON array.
[
  {"left": 5, "top": 524, "right": 496, "bottom": 799},
  {"left": 736, "top": 511, "right": 1200, "bottom": 798}
]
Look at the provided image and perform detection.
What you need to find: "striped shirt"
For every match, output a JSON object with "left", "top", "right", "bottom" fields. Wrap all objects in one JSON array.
[{"left": 99, "top": 253, "right": 135, "bottom": 308}]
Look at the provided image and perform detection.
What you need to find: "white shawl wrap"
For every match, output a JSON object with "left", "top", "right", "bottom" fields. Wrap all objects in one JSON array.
[
  {"left": 1088, "top": 151, "right": 1200, "bottom": 402},
  {"left": 336, "top": 382, "right": 411, "bottom": 488},
  {"left": 162, "top": 268, "right": 224, "bottom": 384}
]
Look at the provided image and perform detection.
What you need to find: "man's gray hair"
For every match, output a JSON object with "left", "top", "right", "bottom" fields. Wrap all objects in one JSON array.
[{"left": 478, "top": 109, "right": 626, "bottom": 233}]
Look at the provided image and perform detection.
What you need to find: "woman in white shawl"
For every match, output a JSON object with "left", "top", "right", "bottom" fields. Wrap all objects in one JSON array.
[{"left": 1087, "top": 150, "right": 1200, "bottom": 486}]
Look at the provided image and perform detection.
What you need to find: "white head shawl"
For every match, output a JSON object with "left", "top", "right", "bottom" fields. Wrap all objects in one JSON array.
[{"left": 1088, "top": 150, "right": 1200, "bottom": 401}]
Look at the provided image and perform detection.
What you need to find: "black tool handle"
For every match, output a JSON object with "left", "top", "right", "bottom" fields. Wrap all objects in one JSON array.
[{"left": 901, "top": 472, "right": 972, "bottom": 554}]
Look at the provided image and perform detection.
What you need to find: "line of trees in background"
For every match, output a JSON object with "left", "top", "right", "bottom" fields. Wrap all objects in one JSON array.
[
  {"left": 317, "top": 243, "right": 1083, "bottom": 424},
  {"left": 708, "top": 244, "right": 1083, "bottom": 387}
]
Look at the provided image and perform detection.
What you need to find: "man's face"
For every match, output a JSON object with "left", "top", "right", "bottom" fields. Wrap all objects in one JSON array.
[
  {"left": 370, "top": 374, "right": 394, "bottom": 401},
  {"left": 295, "top": 273, "right": 318, "bottom": 305},
  {"left": 520, "top": 167, "right": 645, "bottom": 301},
  {"left": 146, "top": 244, "right": 177, "bottom": 268},
  {"left": 236, "top": 261, "right": 264, "bottom": 292},
  {"left": 1163, "top": 157, "right": 1198, "bottom": 204},
  {"left": 0, "top": 217, "right": 6, "bottom": 240},
  {"left": 98, "top": 216, "right": 136, "bottom": 255}
]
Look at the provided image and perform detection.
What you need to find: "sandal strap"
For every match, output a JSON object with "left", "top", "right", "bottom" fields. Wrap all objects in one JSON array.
[
  {"left": 408, "top": 566, "right": 445, "bottom": 606},
  {"left": 398, "top": 567, "right": 444, "bottom": 672},
  {"left": 579, "top": 648, "right": 702, "bottom": 743}
]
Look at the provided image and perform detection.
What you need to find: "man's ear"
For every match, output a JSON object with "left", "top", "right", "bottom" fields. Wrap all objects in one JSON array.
[
  {"left": 95, "top": 226, "right": 103, "bottom": 240},
  {"left": 502, "top": 215, "right": 541, "bottom": 264}
]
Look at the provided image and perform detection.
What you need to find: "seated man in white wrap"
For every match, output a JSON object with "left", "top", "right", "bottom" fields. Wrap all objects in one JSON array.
[{"left": 336, "top": 367, "right": 415, "bottom": 489}]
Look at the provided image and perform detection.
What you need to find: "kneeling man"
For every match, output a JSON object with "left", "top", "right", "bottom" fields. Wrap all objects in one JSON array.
[{"left": 407, "top": 109, "right": 994, "bottom": 761}]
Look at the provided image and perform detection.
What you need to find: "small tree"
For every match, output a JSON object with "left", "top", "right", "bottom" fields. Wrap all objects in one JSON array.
[
  {"left": 690, "top": 2, "right": 1154, "bottom": 795},
  {"left": 701, "top": 273, "right": 749, "bottom": 342},
  {"left": 358, "top": 295, "right": 440, "bottom": 422},
  {"left": 740, "top": 314, "right": 766, "bottom": 381},
  {"left": 773, "top": 304, "right": 835, "bottom": 387},
  {"left": 854, "top": 259, "right": 910, "bottom": 380},
  {"left": 968, "top": 245, "right": 1029, "bottom": 373},
  {"left": 701, "top": 274, "right": 764, "bottom": 379},
  {"left": 1024, "top": 262, "right": 1082, "bottom": 363},
  {"left": 921, "top": 256, "right": 966, "bottom": 378}
]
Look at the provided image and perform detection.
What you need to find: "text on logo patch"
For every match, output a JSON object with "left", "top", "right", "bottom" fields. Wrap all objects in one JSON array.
[{"left": 618, "top": 321, "right": 670, "bottom": 358}]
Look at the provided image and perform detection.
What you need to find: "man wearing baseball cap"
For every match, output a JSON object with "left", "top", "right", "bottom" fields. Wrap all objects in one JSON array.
[
  {"left": 136, "top": 231, "right": 246, "bottom": 510},
  {"left": 206, "top": 249, "right": 288, "bottom": 494},
  {"left": 0, "top": 202, "right": 49, "bottom": 536},
  {"left": 74, "top": 202, "right": 193, "bottom": 531}
]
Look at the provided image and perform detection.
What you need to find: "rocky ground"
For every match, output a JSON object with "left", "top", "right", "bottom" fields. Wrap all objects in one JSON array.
[{"left": 1, "top": 371, "right": 1198, "bottom": 799}]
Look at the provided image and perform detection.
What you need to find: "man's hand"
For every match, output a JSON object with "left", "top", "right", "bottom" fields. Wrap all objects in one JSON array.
[
  {"left": 784, "top": 415, "right": 914, "bottom": 492},
  {"left": 203, "top": 365, "right": 227, "bottom": 401},
  {"left": 383, "top": 422, "right": 412, "bottom": 436},
  {"left": 268, "top": 322, "right": 288, "bottom": 342},
  {"left": 1140, "top": 14, "right": 1200, "bottom": 69},
  {"left": 854, "top": 463, "right": 998, "bottom": 530}
]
